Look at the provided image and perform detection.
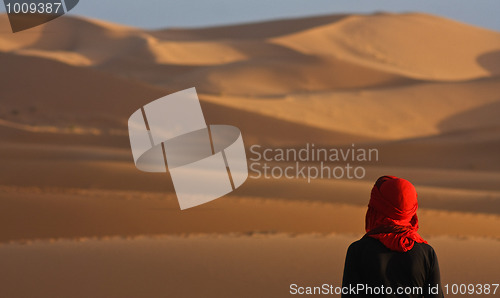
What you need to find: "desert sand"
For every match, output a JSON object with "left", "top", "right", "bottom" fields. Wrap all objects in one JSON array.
[{"left": 0, "top": 12, "right": 499, "bottom": 297}]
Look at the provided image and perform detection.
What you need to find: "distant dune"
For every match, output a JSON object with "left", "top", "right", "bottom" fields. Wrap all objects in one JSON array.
[
  {"left": 272, "top": 13, "right": 500, "bottom": 80},
  {"left": 0, "top": 12, "right": 499, "bottom": 298}
]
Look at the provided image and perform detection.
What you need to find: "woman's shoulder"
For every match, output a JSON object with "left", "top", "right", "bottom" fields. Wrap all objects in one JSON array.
[
  {"left": 347, "top": 236, "right": 386, "bottom": 252},
  {"left": 412, "top": 241, "right": 438, "bottom": 257}
]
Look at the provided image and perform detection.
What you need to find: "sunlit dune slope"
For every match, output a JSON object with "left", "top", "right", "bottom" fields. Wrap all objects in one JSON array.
[
  {"left": 3, "top": 12, "right": 499, "bottom": 94},
  {"left": 202, "top": 77, "right": 500, "bottom": 140},
  {"left": 272, "top": 13, "right": 500, "bottom": 80},
  {"left": 0, "top": 51, "right": 368, "bottom": 146}
]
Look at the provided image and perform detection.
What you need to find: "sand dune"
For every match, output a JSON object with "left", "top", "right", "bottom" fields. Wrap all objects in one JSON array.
[
  {"left": 1, "top": 11, "right": 499, "bottom": 298},
  {"left": 2, "top": 139, "right": 500, "bottom": 199},
  {"left": 149, "top": 14, "right": 350, "bottom": 40},
  {"left": 201, "top": 77, "right": 500, "bottom": 139},
  {"left": 3, "top": 12, "right": 499, "bottom": 94},
  {"left": 0, "top": 51, "right": 163, "bottom": 126},
  {"left": 170, "top": 55, "right": 417, "bottom": 96},
  {"left": 272, "top": 13, "right": 500, "bottom": 81},
  {"left": 1, "top": 185, "right": 499, "bottom": 243},
  {"left": 0, "top": 14, "right": 45, "bottom": 50},
  {"left": 1, "top": 51, "right": 370, "bottom": 147},
  {"left": 0, "top": 235, "right": 498, "bottom": 298},
  {"left": 0, "top": 14, "right": 142, "bottom": 66},
  {"left": 372, "top": 127, "right": 500, "bottom": 171},
  {"left": 146, "top": 40, "right": 249, "bottom": 65}
]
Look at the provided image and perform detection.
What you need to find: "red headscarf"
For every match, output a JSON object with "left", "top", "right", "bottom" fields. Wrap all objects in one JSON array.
[{"left": 365, "top": 176, "right": 427, "bottom": 252}]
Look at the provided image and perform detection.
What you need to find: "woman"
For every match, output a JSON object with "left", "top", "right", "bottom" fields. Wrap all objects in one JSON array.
[{"left": 341, "top": 176, "right": 444, "bottom": 297}]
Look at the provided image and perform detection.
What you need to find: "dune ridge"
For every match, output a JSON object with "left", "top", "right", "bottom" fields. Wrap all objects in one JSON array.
[
  {"left": 2, "top": 12, "right": 500, "bottom": 91},
  {"left": 3, "top": 13, "right": 499, "bottom": 139},
  {"left": 272, "top": 13, "right": 500, "bottom": 80}
]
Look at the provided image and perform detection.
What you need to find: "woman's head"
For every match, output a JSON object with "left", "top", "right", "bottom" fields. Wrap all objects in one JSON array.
[
  {"left": 365, "top": 175, "right": 426, "bottom": 252},
  {"left": 369, "top": 175, "right": 418, "bottom": 222}
]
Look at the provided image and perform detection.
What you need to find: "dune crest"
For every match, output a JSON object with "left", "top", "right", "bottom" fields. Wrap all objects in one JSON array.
[
  {"left": 2, "top": 13, "right": 500, "bottom": 93},
  {"left": 272, "top": 13, "right": 500, "bottom": 81}
]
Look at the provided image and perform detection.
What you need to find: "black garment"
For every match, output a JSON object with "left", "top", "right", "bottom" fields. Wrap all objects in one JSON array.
[{"left": 341, "top": 236, "right": 444, "bottom": 298}]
